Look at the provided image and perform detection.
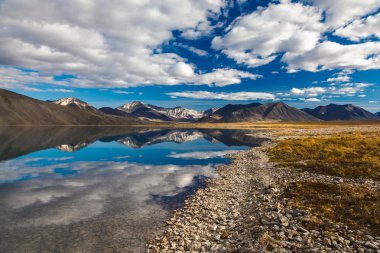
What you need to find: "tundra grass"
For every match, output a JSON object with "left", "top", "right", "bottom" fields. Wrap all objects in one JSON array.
[
  {"left": 270, "top": 131, "right": 380, "bottom": 180},
  {"left": 283, "top": 181, "right": 380, "bottom": 234}
]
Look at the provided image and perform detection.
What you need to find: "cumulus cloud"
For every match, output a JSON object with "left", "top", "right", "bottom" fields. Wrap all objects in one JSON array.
[
  {"left": 211, "top": 0, "right": 380, "bottom": 73},
  {"left": 167, "top": 91, "right": 276, "bottom": 100},
  {"left": 288, "top": 83, "right": 372, "bottom": 99},
  {"left": 290, "top": 87, "right": 326, "bottom": 97},
  {"left": 311, "top": 0, "right": 380, "bottom": 28},
  {"left": 334, "top": 12, "right": 380, "bottom": 41},
  {"left": 283, "top": 41, "right": 380, "bottom": 72},
  {"left": 0, "top": 0, "right": 259, "bottom": 88},
  {"left": 326, "top": 76, "right": 351, "bottom": 83},
  {"left": 212, "top": 0, "right": 324, "bottom": 67},
  {"left": 303, "top": 98, "right": 321, "bottom": 102},
  {"left": 0, "top": 66, "right": 75, "bottom": 92}
]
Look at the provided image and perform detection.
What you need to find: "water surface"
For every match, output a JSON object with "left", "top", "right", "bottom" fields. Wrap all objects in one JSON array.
[{"left": 0, "top": 127, "right": 268, "bottom": 252}]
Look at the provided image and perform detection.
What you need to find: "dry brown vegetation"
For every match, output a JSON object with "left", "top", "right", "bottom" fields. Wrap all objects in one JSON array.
[
  {"left": 270, "top": 131, "right": 380, "bottom": 180},
  {"left": 284, "top": 181, "right": 380, "bottom": 234},
  {"left": 271, "top": 130, "right": 380, "bottom": 236}
]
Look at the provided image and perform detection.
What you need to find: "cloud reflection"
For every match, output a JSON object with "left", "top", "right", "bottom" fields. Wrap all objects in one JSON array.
[{"left": 0, "top": 158, "right": 217, "bottom": 227}]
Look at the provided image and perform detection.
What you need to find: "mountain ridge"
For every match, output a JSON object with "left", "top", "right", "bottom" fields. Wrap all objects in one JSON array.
[
  {"left": 0, "top": 89, "right": 143, "bottom": 125},
  {"left": 200, "top": 102, "right": 320, "bottom": 122},
  {"left": 1, "top": 89, "right": 379, "bottom": 125},
  {"left": 302, "top": 104, "right": 378, "bottom": 121}
]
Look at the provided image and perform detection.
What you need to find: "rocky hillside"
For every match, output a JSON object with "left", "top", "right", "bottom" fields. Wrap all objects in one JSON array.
[
  {"left": 302, "top": 104, "right": 379, "bottom": 121},
  {"left": 0, "top": 89, "right": 143, "bottom": 125}
]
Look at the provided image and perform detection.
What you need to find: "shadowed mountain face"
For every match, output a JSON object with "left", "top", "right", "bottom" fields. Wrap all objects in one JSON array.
[
  {"left": 0, "top": 89, "right": 143, "bottom": 125},
  {"left": 302, "top": 104, "right": 379, "bottom": 121},
  {"left": 0, "top": 127, "right": 269, "bottom": 161},
  {"left": 375, "top": 112, "right": 380, "bottom": 118},
  {"left": 200, "top": 102, "right": 320, "bottom": 122}
]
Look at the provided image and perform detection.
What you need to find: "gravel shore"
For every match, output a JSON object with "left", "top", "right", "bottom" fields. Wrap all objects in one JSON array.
[{"left": 147, "top": 127, "right": 380, "bottom": 253}]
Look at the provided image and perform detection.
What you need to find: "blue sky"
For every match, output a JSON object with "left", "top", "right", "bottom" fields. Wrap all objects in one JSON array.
[{"left": 0, "top": 0, "right": 379, "bottom": 112}]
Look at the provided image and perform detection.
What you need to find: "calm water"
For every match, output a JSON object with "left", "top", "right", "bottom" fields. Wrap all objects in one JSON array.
[{"left": 0, "top": 127, "right": 268, "bottom": 253}]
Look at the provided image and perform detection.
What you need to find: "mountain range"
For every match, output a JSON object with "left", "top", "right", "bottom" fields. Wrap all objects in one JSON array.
[
  {"left": 302, "top": 104, "right": 379, "bottom": 121},
  {"left": 0, "top": 88, "right": 379, "bottom": 125},
  {"left": 99, "top": 101, "right": 217, "bottom": 122},
  {"left": 0, "top": 89, "right": 143, "bottom": 125}
]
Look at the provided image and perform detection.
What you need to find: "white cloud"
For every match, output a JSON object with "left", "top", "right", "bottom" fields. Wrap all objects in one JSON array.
[
  {"left": 288, "top": 83, "right": 372, "bottom": 99},
  {"left": 283, "top": 41, "right": 380, "bottom": 72},
  {"left": 195, "top": 69, "right": 261, "bottom": 87},
  {"left": 0, "top": 66, "right": 74, "bottom": 92},
  {"left": 311, "top": 0, "right": 380, "bottom": 28},
  {"left": 326, "top": 76, "right": 350, "bottom": 83},
  {"left": 0, "top": 0, "right": 257, "bottom": 88},
  {"left": 211, "top": 0, "right": 380, "bottom": 73},
  {"left": 303, "top": 98, "right": 321, "bottom": 102},
  {"left": 290, "top": 87, "right": 326, "bottom": 97},
  {"left": 167, "top": 91, "right": 276, "bottom": 100},
  {"left": 334, "top": 12, "right": 380, "bottom": 42},
  {"left": 212, "top": 0, "right": 324, "bottom": 67},
  {"left": 111, "top": 90, "right": 134, "bottom": 95},
  {"left": 173, "top": 42, "right": 209, "bottom": 56}
]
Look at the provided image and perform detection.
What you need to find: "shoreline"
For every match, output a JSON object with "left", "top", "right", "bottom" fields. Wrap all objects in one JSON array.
[{"left": 147, "top": 127, "right": 380, "bottom": 252}]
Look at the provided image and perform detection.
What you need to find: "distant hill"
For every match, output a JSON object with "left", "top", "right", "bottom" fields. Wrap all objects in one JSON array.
[
  {"left": 375, "top": 112, "right": 380, "bottom": 118},
  {"left": 199, "top": 102, "right": 320, "bottom": 122},
  {"left": 302, "top": 104, "right": 379, "bottom": 121},
  {"left": 0, "top": 89, "right": 143, "bottom": 125}
]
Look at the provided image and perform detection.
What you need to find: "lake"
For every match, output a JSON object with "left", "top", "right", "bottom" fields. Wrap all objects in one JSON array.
[{"left": 0, "top": 127, "right": 268, "bottom": 252}]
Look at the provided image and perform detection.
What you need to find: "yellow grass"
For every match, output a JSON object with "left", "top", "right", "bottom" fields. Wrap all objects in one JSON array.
[
  {"left": 270, "top": 132, "right": 380, "bottom": 180},
  {"left": 284, "top": 181, "right": 380, "bottom": 233}
]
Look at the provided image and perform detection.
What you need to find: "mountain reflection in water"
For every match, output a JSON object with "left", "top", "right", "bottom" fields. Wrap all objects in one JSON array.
[{"left": 0, "top": 127, "right": 268, "bottom": 252}]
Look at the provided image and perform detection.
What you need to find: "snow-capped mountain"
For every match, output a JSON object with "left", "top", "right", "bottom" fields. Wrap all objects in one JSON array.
[
  {"left": 53, "top": 97, "right": 98, "bottom": 112},
  {"left": 115, "top": 101, "right": 210, "bottom": 121},
  {"left": 149, "top": 105, "right": 204, "bottom": 121},
  {"left": 117, "top": 101, "right": 145, "bottom": 113}
]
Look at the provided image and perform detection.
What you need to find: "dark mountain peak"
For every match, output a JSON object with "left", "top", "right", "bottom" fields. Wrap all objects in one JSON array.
[
  {"left": 303, "top": 103, "right": 378, "bottom": 121},
  {"left": 201, "top": 101, "right": 319, "bottom": 122}
]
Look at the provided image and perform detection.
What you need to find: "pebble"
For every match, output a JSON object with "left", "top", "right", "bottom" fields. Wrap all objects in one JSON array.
[{"left": 146, "top": 128, "right": 380, "bottom": 253}]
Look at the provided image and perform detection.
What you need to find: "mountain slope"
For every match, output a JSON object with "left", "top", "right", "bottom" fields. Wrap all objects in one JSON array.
[
  {"left": 302, "top": 104, "right": 379, "bottom": 121},
  {"left": 200, "top": 102, "right": 320, "bottom": 122},
  {"left": 0, "top": 89, "right": 143, "bottom": 125},
  {"left": 99, "top": 107, "right": 130, "bottom": 117},
  {"left": 375, "top": 112, "right": 380, "bottom": 118}
]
